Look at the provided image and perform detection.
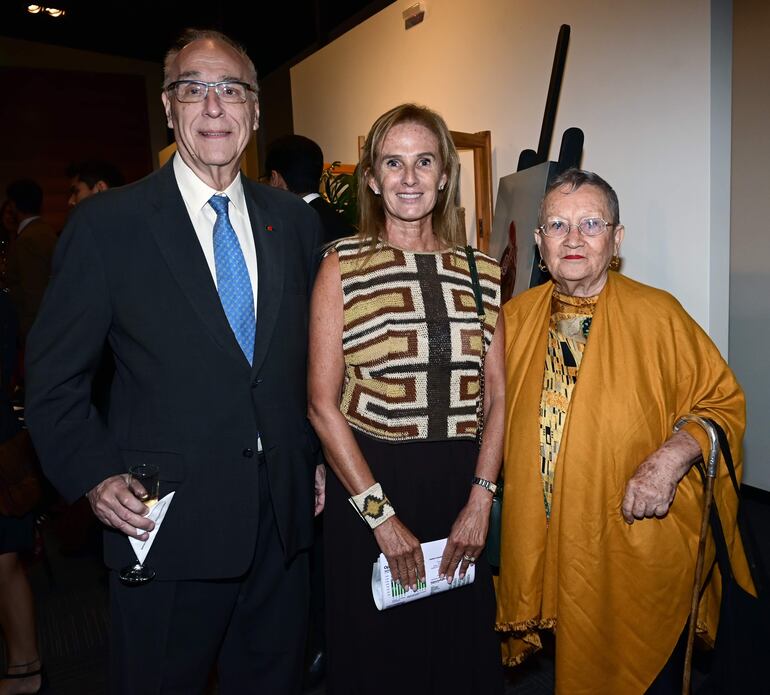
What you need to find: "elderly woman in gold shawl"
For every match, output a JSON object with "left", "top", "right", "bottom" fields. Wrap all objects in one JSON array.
[{"left": 496, "top": 169, "right": 753, "bottom": 694}]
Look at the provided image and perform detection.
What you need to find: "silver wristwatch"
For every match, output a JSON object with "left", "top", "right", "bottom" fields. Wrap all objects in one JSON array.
[{"left": 471, "top": 476, "right": 498, "bottom": 495}]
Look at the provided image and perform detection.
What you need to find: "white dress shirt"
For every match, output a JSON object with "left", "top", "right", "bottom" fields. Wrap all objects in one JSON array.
[
  {"left": 173, "top": 155, "right": 262, "bottom": 449},
  {"left": 173, "top": 154, "right": 258, "bottom": 318}
]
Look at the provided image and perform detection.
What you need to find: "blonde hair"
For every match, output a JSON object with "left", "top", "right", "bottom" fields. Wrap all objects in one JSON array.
[{"left": 356, "top": 104, "right": 463, "bottom": 252}]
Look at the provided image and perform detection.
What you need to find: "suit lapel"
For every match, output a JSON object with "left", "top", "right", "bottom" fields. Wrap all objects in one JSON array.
[
  {"left": 243, "top": 177, "right": 285, "bottom": 375},
  {"left": 148, "top": 162, "right": 246, "bottom": 364}
]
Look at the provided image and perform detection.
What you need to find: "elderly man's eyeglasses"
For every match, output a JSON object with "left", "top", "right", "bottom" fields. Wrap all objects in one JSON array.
[
  {"left": 165, "top": 80, "right": 256, "bottom": 104},
  {"left": 537, "top": 217, "right": 614, "bottom": 238}
]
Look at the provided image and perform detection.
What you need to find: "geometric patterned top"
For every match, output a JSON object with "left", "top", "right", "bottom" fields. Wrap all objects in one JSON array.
[
  {"left": 538, "top": 290, "right": 598, "bottom": 520},
  {"left": 330, "top": 237, "right": 501, "bottom": 442}
]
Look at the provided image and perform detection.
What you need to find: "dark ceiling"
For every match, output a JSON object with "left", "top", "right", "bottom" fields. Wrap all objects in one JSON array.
[{"left": 2, "top": 0, "right": 394, "bottom": 77}]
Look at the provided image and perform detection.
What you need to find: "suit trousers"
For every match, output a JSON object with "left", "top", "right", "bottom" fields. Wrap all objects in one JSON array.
[{"left": 109, "top": 458, "right": 309, "bottom": 695}]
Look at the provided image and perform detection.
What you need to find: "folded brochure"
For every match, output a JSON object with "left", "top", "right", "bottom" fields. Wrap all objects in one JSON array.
[
  {"left": 371, "top": 537, "right": 475, "bottom": 610},
  {"left": 128, "top": 491, "right": 175, "bottom": 564}
]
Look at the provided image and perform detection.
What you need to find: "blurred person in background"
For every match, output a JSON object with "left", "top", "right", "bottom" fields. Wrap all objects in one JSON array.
[
  {"left": 265, "top": 134, "right": 354, "bottom": 244},
  {"left": 66, "top": 160, "right": 124, "bottom": 208},
  {"left": 0, "top": 387, "right": 43, "bottom": 694},
  {"left": 4, "top": 181, "right": 57, "bottom": 343},
  {"left": 0, "top": 201, "right": 19, "bottom": 395}
]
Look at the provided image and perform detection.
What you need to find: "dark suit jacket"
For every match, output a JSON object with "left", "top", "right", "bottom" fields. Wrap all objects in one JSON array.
[
  {"left": 308, "top": 196, "right": 355, "bottom": 246},
  {"left": 6, "top": 218, "right": 58, "bottom": 336},
  {"left": 25, "top": 160, "right": 323, "bottom": 580}
]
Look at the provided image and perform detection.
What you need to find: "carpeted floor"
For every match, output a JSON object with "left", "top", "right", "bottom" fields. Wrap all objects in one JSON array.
[{"left": 2, "top": 488, "right": 768, "bottom": 694}]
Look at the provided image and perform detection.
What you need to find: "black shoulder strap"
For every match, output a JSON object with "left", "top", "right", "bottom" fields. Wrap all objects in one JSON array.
[
  {"left": 464, "top": 245, "right": 485, "bottom": 318},
  {"left": 705, "top": 419, "right": 767, "bottom": 595},
  {"left": 463, "top": 245, "right": 488, "bottom": 446}
]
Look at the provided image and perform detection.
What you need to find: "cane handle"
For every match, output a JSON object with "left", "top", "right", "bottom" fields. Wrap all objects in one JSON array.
[{"left": 674, "top": 415, "right": 720, "bottom": 478}]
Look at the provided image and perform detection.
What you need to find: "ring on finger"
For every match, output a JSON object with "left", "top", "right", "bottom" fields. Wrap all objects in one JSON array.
[{"left": 462, "top": 554, "right": 476, "bottom": 563}]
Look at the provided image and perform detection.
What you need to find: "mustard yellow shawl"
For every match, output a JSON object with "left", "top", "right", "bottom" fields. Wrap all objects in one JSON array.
[{"left": 496, "top": 272, "right": 753, "bottom": 694}]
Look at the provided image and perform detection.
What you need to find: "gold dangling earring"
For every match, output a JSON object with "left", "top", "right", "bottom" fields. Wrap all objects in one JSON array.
[
  {"left": 538, "top": 258, "right": 548, "bottom": 272},
  {"left": 609, "top": 255, "right": 620, "bottom": 270}
]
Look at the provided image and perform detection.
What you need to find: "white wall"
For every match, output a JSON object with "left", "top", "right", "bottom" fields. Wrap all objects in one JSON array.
[
  {"left": 730, "top": 0, "right": 770, "bottom": 491},
  {"left": 291, "top": 0, "right": 732, "bottom": 352}
]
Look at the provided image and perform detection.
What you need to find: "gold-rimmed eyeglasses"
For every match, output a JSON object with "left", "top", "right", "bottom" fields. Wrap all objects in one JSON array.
[
  {"left": 165, "top": 80, "right": 256, "bottom": 104},
  {"left": 537, "top": 217, "right": 615, "bottom": 238}
]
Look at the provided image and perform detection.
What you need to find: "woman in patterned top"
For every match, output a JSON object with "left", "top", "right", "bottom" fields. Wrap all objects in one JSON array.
[
  {"left": 496, "top": 169, "right": 752, "bottom": 694},
  {"left": 308, "top": 104, "right": 505, "bottom": 693}
]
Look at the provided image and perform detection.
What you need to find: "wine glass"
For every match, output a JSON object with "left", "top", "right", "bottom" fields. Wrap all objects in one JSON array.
[{"left": 119, "top": 463, "right": 160, "bottom": 586}]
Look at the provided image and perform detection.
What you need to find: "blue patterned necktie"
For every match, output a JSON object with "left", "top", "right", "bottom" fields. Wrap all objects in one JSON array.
[{"left": 208, "top": 195, "right": 255, "bottom": 364}]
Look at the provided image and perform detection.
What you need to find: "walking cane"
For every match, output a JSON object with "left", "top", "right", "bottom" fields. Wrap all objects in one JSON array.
[{"left": 673, "top": 415, "right": 720, "bottom": 695}]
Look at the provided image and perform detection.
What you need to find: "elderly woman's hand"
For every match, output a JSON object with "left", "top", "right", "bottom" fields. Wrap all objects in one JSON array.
[
  {"left": 439, "top": 487, "right": 493, "bottom": 582},
  {"left": 621, "top": 430, "right": 702, "bottom": 523},
  {"left": 373, "top": 516, "right": 425, "bottom": 591}
]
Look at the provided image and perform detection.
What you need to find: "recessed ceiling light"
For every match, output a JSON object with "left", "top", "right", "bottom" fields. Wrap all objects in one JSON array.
[{"left": 27, "top": 4, "right": 66, "bottom": 17}]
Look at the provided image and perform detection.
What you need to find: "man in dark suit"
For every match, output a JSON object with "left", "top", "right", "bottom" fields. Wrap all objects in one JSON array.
[
  {"left": 265, "top": 133, "right": 353, "bottom": 688},
  {"left": 58, "top": 160, "right": 126, "bottom": 555},
  {"left": 5, "top": 180, "right": 57, "bottom": 341},
  {"left": 265, "top": 134, "right": 355, "bottom": 244},
  {"left": 25, "top": 29, "right": 324, "bottom": 694}
]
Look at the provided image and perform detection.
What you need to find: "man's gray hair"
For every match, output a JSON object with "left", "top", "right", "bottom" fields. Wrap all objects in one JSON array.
[{"left": 163, "top": 28, "right": 258, "bottom": 93}]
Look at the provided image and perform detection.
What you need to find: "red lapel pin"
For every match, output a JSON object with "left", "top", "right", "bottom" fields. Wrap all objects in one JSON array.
[{"left": 265, "top": 225, "right": 273, "bottom": 232}]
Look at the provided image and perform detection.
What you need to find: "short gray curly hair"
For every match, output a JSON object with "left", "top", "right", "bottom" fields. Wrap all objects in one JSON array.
[{"left": 539, "top": 168, "right": 620, "bottom": 225}]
